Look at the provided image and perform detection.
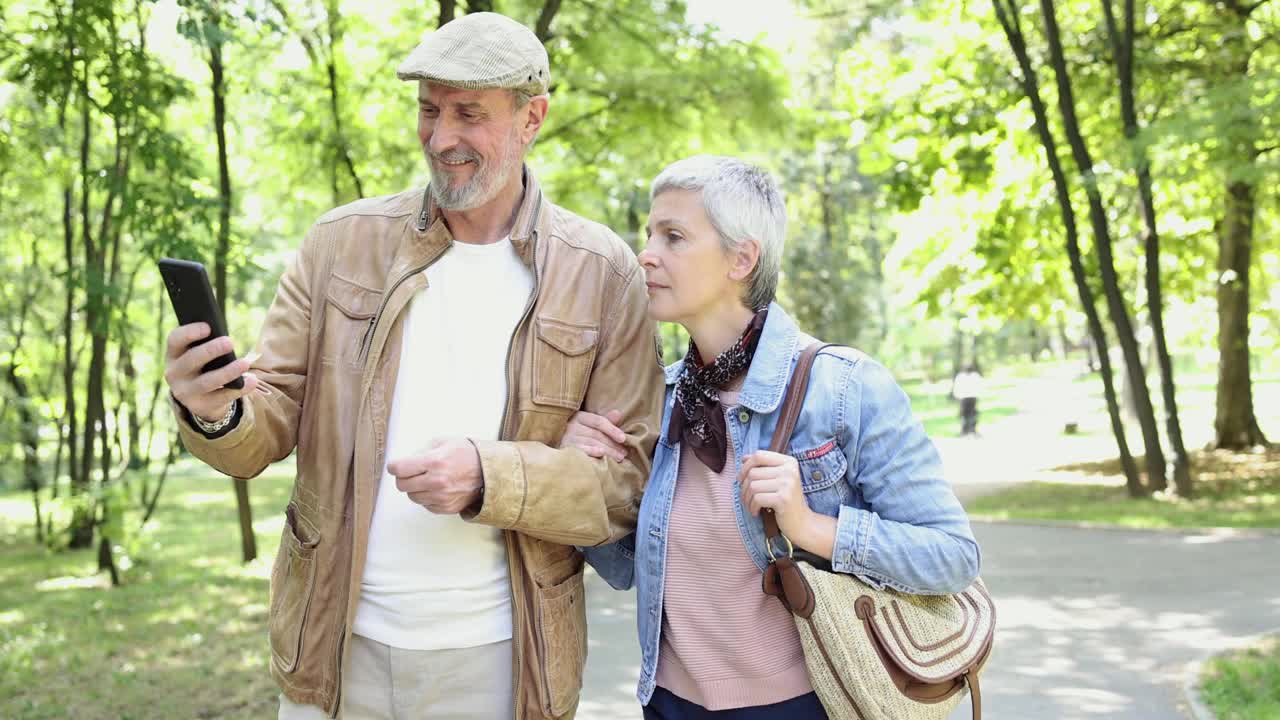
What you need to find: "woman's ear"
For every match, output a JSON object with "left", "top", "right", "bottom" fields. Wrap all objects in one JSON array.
[{"left": 728, "top": 239, "right": 761, "bottom": 283}]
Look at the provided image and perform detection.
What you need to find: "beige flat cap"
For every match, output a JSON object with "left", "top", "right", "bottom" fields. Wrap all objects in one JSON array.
[{"left": 396, "top": 12, "right": 550, "bottom": 95}]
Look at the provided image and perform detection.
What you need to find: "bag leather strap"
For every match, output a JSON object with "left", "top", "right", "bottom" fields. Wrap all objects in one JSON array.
[
  {"left": 759, "top": 341, "right": 984, "bottom": 720},
  {"left": 761, "top": 341, "right": 835, "bottom": 544}
]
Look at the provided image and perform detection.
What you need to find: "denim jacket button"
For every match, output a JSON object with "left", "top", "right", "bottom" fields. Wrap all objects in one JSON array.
[{"left": 737, "top": 409, "right": 751, "bottom": 424}]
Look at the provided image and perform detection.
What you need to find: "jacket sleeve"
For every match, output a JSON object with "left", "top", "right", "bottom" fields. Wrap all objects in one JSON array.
[
  {"left": 582, "top": 533, "right": 637, "bottom": 591},
  {"left": 829, "top": 357, "right": 982, "bottom": 595},
  {"left": 466, "top": 265, "right": 664, "bottom": 546},
  {"left": 169, "top": 225, "right": 322, "bottom": 479}
]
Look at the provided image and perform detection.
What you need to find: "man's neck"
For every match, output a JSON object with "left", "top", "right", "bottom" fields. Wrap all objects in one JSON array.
[{"left": 439, "top": 172, "right": 526, "bottom": 245}]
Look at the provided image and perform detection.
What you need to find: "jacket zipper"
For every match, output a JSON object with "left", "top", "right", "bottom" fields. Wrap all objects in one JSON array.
[
  {"left": 499, "top": 230, "right": 540, "bottom": 717},
  {"left": 328, "top": 624, "right": 346, "bottom": 718},
  {"left": 356, "top": 255, "right": 440, "bottom": 367},
  {"left": 341, "top": 238, "right": 444, "bottom": 715},
  {"left": 498, "top": 230, "right": 540, "bottom": 439}
]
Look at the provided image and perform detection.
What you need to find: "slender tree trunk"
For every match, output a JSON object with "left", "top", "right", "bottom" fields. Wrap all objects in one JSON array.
[
  {"left": 8, "top": 364, "right": 43, "bottom": 543},
  {"left": 439, "top": 0, "right": 456, "bottom": 26},
  {"left": 141, "top": 432, "right": 179, "bottom": 527},
  {"left": 535, "top": 0, "right": 563, "bottom": 43},
  {"left": 62, "top": 164, "right": 79, "bottom": 506},
  {"left": 141, "top": 285, "right": 165, "bottom": 464},
  {"left": 209, "top": 21, "right": 258, "bottom": 563},
  {"left": 1039, "top": 0, "right": 1166, "bottom": 491},
  {"left": 1103, "top": 0, "right": 1193, "bottom": 494},
  {"left": 1213, "top": 10, "right": 1268, "bottom": 450},
  {"left": 55, "top": 0, "right": 81, "bottom": 527},
  {"left": 993, "top": 0, "right": 1144, "bottom": 495},
  {"left": 466, "top": 0, "right": 494, "bottom": 13},
  {"left": 865, "top": 221, "right": 890, "bottom": 346},
  {"left": 324, "top": 1, "right": 363, "bottom": 203},
  {"left": 123, "top": 348, "right": 142, "bottom": 469},
  {"left": 69, "top": 72, "right": 97, "bottom": 549}
]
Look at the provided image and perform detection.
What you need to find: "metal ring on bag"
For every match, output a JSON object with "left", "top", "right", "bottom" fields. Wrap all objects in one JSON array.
[{"left": 766, "top": 533, "right": 794, "bottom": 561}]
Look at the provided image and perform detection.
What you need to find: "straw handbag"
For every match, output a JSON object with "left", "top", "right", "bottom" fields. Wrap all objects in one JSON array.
[{"left": 760, "top": 343, "right": 995, "bottom": 720}]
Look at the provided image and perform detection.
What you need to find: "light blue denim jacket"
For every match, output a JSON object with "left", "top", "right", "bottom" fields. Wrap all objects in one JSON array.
[{"left": 583, "top": 303, "right": 981, "bottom": 705}]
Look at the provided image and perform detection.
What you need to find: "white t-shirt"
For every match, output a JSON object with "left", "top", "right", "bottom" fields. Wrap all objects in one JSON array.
[{"left": 353, "top": 237, "right": 533, "bottom": 650}]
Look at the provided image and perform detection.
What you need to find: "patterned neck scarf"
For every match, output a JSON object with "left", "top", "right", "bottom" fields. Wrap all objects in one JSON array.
[{"left": 669, "top": 308, "right": 769, "bottom": 472}]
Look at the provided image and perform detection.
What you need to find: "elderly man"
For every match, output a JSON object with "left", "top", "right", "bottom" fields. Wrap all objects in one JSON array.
[{"left": 163, "top": 12, "right": 663, "bottom": 719}]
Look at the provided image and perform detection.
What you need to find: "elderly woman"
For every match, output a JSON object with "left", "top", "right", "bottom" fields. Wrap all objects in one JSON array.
[{"left": 564, "top": 156, "right": 980, "bottom": 720}]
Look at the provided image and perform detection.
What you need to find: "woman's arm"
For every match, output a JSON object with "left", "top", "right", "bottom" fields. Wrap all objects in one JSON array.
[
  {"left": 581, "top": 533, "right": 638, "bottom": 590},
  {"left": 830, "top": 357, "right": 981, "bottom": 595}
]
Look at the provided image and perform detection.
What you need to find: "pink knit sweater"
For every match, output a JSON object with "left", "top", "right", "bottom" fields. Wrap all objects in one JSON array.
[{"left": 653, "top": 389, "right": 813, "bottom": 710}]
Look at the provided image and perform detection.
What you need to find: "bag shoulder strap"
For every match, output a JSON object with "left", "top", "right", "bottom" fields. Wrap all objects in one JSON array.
[{"left": 762, "top": 341, "right": 841, "bottom": 540}]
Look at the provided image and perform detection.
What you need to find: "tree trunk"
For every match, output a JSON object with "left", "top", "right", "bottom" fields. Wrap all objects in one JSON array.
[
  {"left": 69, "top": 74, "right": 97, "bottom": 549},
  {"left": 951, "top": 319, "right": 964, "bottom": 382},
  {"left": 1039, "top": 0, "right": 1166, "bottom": 492},
  {"left": 123, "top": 348, "right": 142, "bottom": 469},
  {"left": 8, "top": 365, "right": 44, "bottom": 543},
  {"left": 62, "top": 165, "right": 79, "bottom": 507},
  {"left": 210, "top": 21, "right": 258, "bottom": 563},
  {"left": 97, "top": 534, "right": 120, "bottom": 587},
  {"left": 1215, "top": 179, "right": 1267, "bottom": 448},
  {"left": 993, "top": 0, "right": 1144, "bottom": 495},
  {"left": 439, "top": 0, "right": 456, "bottom": 27},
  {"left": 324, "top": 1, "right": 364, "bottom": 203},
  {"left": 535, "top": 0, "right": 564, "bottom": 43},
  {"left": 466, "top": 0, "right": 494, "bottom": 13},
  {"left": 1103, "top": 0, "right": 1193, "bottom": 495},
  {"left": 1213, "top": 10, "right": 1268, "bottom": 450},
  {"left": 141, "top": 285, "right": 166, "bottom": 465},
  {"left": 141, "top": 432, "right": 179, "bottom": 527}
]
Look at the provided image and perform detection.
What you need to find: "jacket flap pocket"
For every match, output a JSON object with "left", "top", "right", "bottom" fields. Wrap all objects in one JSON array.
[
  {"left": 794, "top": 439, "right": 847, "bottom": 492},
  {"left": 536, "top": 317, "right": 599, "bottom": 356},
  {"left": 326, "top": 274, "right": 381, "bottom": 319}
]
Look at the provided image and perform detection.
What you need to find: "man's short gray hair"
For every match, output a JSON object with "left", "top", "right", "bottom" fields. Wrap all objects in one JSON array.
[
  {"left": 651, "top": 155, "right": 786, "bottom": 310},
  {"left": 510, "top": 88, "right": 535, "bottom": 110},
  {"left": 509, "top": 89, "right": 540, "bottom": 149}
]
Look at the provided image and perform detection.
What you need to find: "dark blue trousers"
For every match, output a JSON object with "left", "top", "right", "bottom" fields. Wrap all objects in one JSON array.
[{"left": 642, "top": 686, "right": 829, "bottom": 720}]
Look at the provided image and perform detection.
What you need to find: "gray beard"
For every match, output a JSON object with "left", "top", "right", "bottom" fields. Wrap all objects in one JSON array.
[{"left": 427, "top": 134, "right": 524, "bottom": 211}]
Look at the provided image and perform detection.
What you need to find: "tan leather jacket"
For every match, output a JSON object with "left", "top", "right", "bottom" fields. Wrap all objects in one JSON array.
[{"left": 172, "top": 169, "right": 664, "bottom": 718}]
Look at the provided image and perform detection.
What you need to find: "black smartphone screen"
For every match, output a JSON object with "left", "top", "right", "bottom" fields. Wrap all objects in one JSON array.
[{"left": 157, "top": 258, "right": 244, "bottom": 390}]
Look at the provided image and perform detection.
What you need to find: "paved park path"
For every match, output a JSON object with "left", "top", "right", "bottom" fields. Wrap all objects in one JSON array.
[
  {"left": 576, "top": 382, "right": 1280, "bottom": 719},
  {"left": 578, "top": 522, "right": 1280, "bottom": 719}
]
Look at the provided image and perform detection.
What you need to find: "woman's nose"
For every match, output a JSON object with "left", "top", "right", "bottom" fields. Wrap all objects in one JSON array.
[{"left": 637, "top": 246, "right": 657, "bottom": 269}]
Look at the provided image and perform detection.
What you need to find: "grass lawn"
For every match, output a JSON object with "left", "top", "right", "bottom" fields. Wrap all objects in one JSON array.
[
  {"left": 1200, "top": 635, "right": 1280, "bottom": 720},
  {"left": 0, "top": 461, "right": 295, "bottom": 719},
  {"left": 967, "top": 449, "right": 1280, "bottom": 529}
]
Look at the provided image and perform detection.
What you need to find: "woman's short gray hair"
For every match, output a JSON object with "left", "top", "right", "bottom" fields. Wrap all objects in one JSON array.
[{"left": 650, "top": 155, "right": 786, "bottom": 310}]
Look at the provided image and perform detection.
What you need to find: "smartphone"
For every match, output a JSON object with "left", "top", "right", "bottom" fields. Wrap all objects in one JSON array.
[{"left": 157, "top": 258, "right": 244, "bottom": 390}]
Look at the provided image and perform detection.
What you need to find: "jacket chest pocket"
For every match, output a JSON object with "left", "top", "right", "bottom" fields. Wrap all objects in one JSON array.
[
  {"left": 792, "top": 438, "right": 849, "bottom": 513},
  {"left": 320, "top": 275, "right": 382, "bottom": 369},
  {"left": 532, "top": 316, "right": 599, "bottom": 410}
]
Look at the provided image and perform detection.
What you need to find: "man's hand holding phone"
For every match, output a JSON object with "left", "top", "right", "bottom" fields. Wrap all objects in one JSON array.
[{"left": 165, "top": 322, "right": 261, "bottom": 422}]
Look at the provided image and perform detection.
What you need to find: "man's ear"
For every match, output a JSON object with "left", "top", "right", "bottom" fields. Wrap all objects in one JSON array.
[
  {"left": 520, "top": 95, "right": 549, "bottom": 145},
  {"left": 728, "top": 239, "right": 761, "bottom": 283}
]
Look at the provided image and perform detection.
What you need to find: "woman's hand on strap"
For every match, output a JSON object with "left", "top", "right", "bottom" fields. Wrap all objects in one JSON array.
[
  {"left": 740, "top": 450, "right": 836, "bottom": 559},
  {"left": 558, "top": 409, "right": 628, "bottom": 462}
]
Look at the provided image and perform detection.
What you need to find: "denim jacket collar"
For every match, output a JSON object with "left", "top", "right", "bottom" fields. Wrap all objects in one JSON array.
[{"left": 662, "top": 302, "right": 801, "bottom": 414}]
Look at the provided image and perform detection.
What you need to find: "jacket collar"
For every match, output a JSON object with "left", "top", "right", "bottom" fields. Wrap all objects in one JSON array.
[
  {"left": 415, "top": 164, "right": 545, "bottom": 267},
  {"left": 662, "top": 302, "right": 802, "bottom": 414}
]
